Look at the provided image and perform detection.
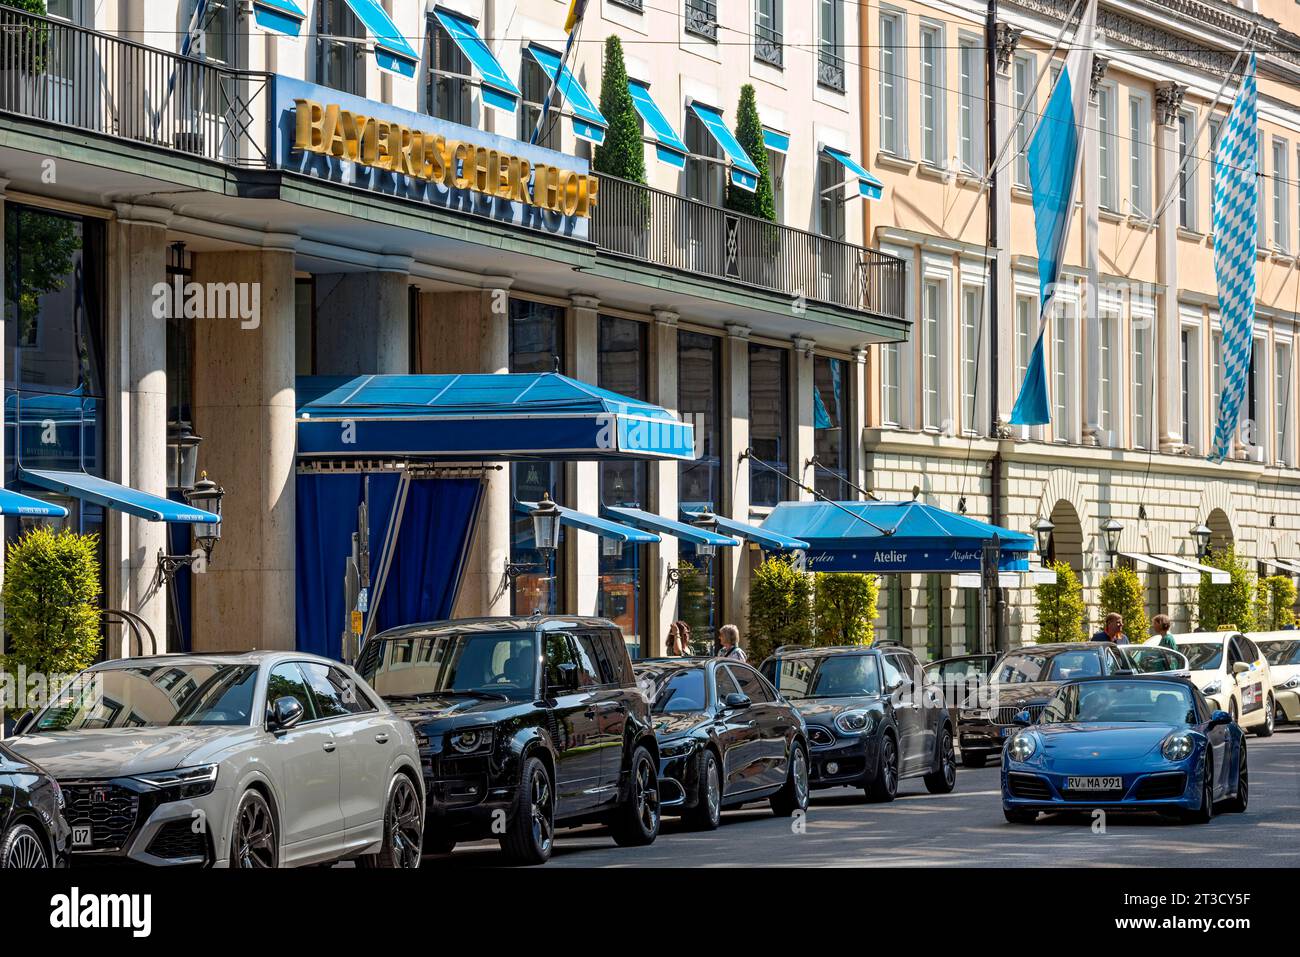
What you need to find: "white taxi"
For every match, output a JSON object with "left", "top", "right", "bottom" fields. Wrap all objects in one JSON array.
[
  {"left": 1169, "top": 633, "right": 1276, "bottom": 736},
  {"left": 1250, "top": 630, "right": 1300, "bottom": 725}
]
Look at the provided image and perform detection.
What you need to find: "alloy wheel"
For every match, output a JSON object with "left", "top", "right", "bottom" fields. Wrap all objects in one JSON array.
[
  {"left": 2, "top": 827, "right": 48, "bottom": 868},
  {"left": 387, "top": 777, "right": 424, "bottom": 868},
  {"left": 1263, "top": 701, "right": 1275, "bottom": 734},
  {"left": 633, "top": 756, "right": 660, "bottom": 833},
  {"left": 941, "top": 732, "right": 956, "bottom": 788},
  {"left": 234, "top": 798, "right": 276, "bottom": 868},
  {"left": 529, "top": 767, "right": 554, "bottom": 855},
  {"left": 1237, "top": 750, "right": 1249, "bottom": 807},
  {"left": 792, "top": 746, "right": 809, "bottom": 807},
  {"left": 882, "top": 737, "right": 899, "bottom": 796},
  {"left": 704, "top": 758, "right": 721, "bottom": 824}
]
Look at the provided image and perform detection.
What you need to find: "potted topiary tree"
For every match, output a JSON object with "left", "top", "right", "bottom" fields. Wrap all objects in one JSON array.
[
  {"left": 813, "top": 572, "right": 878, "bottom": 646},
  {"left": 1255, "top": 574, "right": 1297, "bottom": 631},
  {"left": 1196, "top": 546, "right": 1255, "bottom": 632},
  {"left": 747, "top": 555, "right": 814, "bottom": 663},
  {"left": 1099, "top": 565, "right": 1148, "bottom": 644},
  {"left": 1034, "top": 560, "right": 1085, "bottom": 643}
]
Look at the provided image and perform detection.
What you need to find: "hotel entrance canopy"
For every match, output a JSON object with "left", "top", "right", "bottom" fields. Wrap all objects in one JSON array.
[
  {"left": 761, "top": 500, "right": 1034, "bottom": 574},
  {"left": 296, "top": 374, "right": 695, "bottom": 462},
  {"left": 0, "top": 487, "right": 68, "bottom": 518}
]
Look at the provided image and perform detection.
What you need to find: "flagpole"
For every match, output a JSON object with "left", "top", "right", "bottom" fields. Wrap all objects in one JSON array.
[{"left": 531, "top": 0, "right": 588, "bottom": 146}]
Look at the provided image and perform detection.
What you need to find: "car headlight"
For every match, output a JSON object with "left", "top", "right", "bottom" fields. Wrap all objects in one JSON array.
[
  {"left": 1007, "top": 733, "right": 1037, "bottom": 762},
  {"left": 659, "top": 738, "right": 694, "bottom": 757},
  {"left": 448, "top": 728, "right": 494, "bottom": 754},
  {"left": 1202, "top": 679, "right": 1221, "bottom": 696},
  {"left": 1277, "top": 676, "right": 1300, "bottom": 691},
  {"left": 133, "top": 764, "right": 219, "bottom": 802},
  {"left": 1162, "top": 731, "right": 1196, "bottom": 761},
  {"left": 834, "top": 710, "right": 875, "bottom": 735},
  {"left": 961, "top": 707, "right": 990, "bottom": 721}
]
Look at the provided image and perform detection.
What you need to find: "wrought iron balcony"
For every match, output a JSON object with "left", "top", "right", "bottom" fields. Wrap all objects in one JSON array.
[
  {"left": 754, "top": 23, "right": 783, "bottom": 68},
  {"left": 685, "top": 0, "right": 719, "bottom": 42},
  {"left": 610, "top": 0, "right": 645, "bottom": 11},
  {"left": 818, "top": 47, "right": 847, "bottom": 93},
  {"left": 592, "top": 174, "right": 906, "bottom": 320}
]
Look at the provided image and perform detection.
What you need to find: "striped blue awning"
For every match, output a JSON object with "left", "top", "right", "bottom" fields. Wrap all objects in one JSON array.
[
  {"left": 342, "top": 0, "right": 419, "bottom": 78},
  {"left": 822, "top": 146, "right": 883, "bottom": 201},
  {"left": 432, "top": 8, "right": 521, "bottom": 114},
  {"left": 689, "top": 101, "right": 760, "bottom": 192},
  {"left": 518, "top": 502, "right": 659, "bottom": 544},
  {"left": 526, "top": 45, "right": 608, "bottom": 145},
  {"left": 628, "top": 80, "right": 688, "bottom": 169},
  {"left": 251, "top": 0, "right": 305, "bottom": 37},
  {"left": 0, "top": 487, "right": 68, "bottom": 518},
  {"left": 21, "top": 470, "right": 221, "bottom": 524},
  {"left": 763, "top": 128, "right": 790, "bottom": 154},
  {"left": 681, "top": 506, "right": 807, "bottom": 551},
  {"left": 605, "top": 506, "right": 738, "bottom": 548}
]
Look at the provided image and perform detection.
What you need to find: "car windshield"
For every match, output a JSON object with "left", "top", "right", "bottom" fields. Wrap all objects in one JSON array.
[
  {"left": 361, "top": 632, "right": 539, "bottom": 701},
  {"left": 993, "top": 653, "right": 1047, "bottom": 684},
  {"left": 1258, "top": 639, "right": 1300, "bottom": 667},
  {"left": 651, "top": 668, "right": 708, "bottom": 713},
  {"left": 1176, "top": 641, "right": 1224, "bottom": 671},
  {"left": 773, "top": 655, "right": 880, "bottom": 699},
  {"left": 35, "top": 664, "right": 259, "bottom": 730},
  {"left": 1125, "top": 647, "right": 1185, "bottom": 674},
  {"left": 1041, "top": 681, "right": 1198, "bottom": 725},
  {"left": 1046, "top": 649, "right": 1104, "bottom": 681}
]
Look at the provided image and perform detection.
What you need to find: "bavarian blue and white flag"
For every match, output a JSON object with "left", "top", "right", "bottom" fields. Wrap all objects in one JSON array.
[
  {"left": 1009, "top": 0, "right": 1097, "bottom": 426},
  {"left": 1210, "top": 58, "right": 1259, "bottom": 462}
]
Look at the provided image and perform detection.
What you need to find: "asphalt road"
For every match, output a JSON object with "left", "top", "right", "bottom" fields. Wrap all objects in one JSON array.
[{"left": 426, "top": 728, "right": 1300, "bottom": 868}]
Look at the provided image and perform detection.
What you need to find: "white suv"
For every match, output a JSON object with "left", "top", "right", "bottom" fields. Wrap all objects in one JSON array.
[{"left": 1170, "top": 633, "right": 1276, "bottom": 737}]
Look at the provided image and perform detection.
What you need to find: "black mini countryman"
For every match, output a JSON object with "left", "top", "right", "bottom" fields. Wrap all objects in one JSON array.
[
  {"left": 356, "top": 616, "right": 660, "bottom": 865},
  {"left": 759, "top": 644, "right": 956, "bottom": 802}
]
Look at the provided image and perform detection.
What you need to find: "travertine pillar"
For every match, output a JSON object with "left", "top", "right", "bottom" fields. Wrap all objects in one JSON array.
[
  {"left": 315, "top": 266, "right": 411, "bottom": 375},
  {"left": 724, "top": 324, "right": 751, "bottom": 639},
  {"left": 648, "top": 308, "right": 680, "bottom": 656},
  {"left": 792, "top": 338, "right": 816, "bottom": 501},
  {"left": 566, "top": 296, "right": 600, "bottom": 616},
  {"left": 850, "top": 346, "right": 868, "bottom": 497}
]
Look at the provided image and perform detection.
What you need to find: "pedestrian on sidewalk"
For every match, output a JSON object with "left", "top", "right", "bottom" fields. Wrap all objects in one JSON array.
[
  {"left": 1150, "top": 613, "right": 1176, "bottom": 649},
  {"left": 1090, "top": 612, "right": 1128, "bottom": 644},
  {"left": 717, "top": 623, "right": 747, "bottom": 662},
  {"left": 665, "top": 621, "right": 691, "bottom": 657}
]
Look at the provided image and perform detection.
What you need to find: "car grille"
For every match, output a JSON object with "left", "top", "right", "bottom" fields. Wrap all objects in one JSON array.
[
  {"left": 1006, "top": 772, "right": 1052, "bottom": 800},
  {"left": 145, "top": 820, "right": 207, "bottom": 862},
  {"left": 61, "top": 781, "right": 140, "bottom": 851},
  {"left": 807, "top": 726, "right": 835, "bottom": 748},
  {"left": 993, "top": 704, "right": 1044, "bottom": 726},
  {"left": 1135, "top": 772, "right": 1187, "bottom": 801}
]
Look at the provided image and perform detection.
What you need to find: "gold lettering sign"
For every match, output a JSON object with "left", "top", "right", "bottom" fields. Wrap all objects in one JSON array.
[{"left": 291, "top": 98, "right": 599, "bottom": 219}]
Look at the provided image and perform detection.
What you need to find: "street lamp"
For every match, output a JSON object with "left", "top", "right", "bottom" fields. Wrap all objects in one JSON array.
[
  {"left": 166, "top": 421, "right": 203, "bottom": 491},
  {"left": 1191, "top": 522, "right": 1213, "bottom": 561},
  {"left": 690, "top": 509, "right": 720, "bottom": 559},
  {"left": 186, "top": 473, "right": 224, "bottom": 559},
  {"left": 531, "top": 492, "right": 561, "bottom": 554},
  {"left": 1101, "top": 518, "right": 1124, "bottom": 569},
  {"left": 1030, "top": 516, "right": 1055, "bottom": 565}
]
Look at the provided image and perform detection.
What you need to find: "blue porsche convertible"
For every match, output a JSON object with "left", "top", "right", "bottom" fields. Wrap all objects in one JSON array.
[{"left": 1001, "top": 675, "right": 1247, "bottom": 825}]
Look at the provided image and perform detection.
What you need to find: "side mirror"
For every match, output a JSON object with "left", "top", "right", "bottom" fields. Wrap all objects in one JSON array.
[
  {"left": 723, "top": 692, "right": 751, "bottom": 710},
  {"left": 1012, "top": 708, "right": 1033, "bottom": 727},
  {"left": 267, "top": 695, "right": 304, "bottom": 732},
  {"left": 553, "top": 662, "right": 580, "bottom": 693},
  {"left": 1209, "top": 709, "right": 1233, "bottom": 727},
  {"left": 1231, "top": 661, "right": 1250, "bottom": 675},
  {"left": 10, "top": 710, "right": 35, "bottom": 736}
]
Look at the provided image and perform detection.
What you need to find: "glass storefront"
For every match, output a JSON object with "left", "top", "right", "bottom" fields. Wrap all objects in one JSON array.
[
  {"left": 749, "top": 342, "right": 790, "bottom": 508},
  {"left": 813, "top": 355, "right": 851, "bottom": 499},
  {"left": 678, "top": 331, "right": 723, "bottom": 650},
  {"left": 509, "top": 299, "right": 565, "bottom": 615},
  {"left": 597, "top": 316, "right": 648, "bottom": 657}
]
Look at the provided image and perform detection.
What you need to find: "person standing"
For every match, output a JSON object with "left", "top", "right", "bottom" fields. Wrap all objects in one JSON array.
[
  {"left": 1150, "top": 614, "right": 1176, "bottom": 649},
  {"left": 1090, "top": 612, "right": 1128, "bottom": 644},
  {"left": 716, "top": 624, "right": 747, "bottom": 662}
]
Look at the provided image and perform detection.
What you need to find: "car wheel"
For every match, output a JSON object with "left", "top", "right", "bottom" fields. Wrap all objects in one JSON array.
[
  {"left": 611, "top": 746, "right": 661, "bottom": 847},
  {"left": 1180, "top": 756, "right": 1215, "bottom": 825},
  {"left": 1252, "top": 696, "right": 1275, "bottom": 737},
  {"left": 866, "top": 733, "right": 899, "bottom": 803},
  {"left": 1222, "top": 745, "right": 1248, "bottom": 814},
  {"left": 0, "top": 822, "right": 49, "bottom": 868},
  {"left": 924, "top": 727, "right": 957, "bottom": 794},
  {"left": 500, "top": 756, "right": 554, "bottom": 865},
  {"left": 1229, "top": 698, "right": 1239, "bottom": 724},
  {"left": 358, "top": 774, "right": 423, "bottom": 869},
  {"left": 770, "top": 741, "right": 810, "bottom": 817},
  {"left": 230, "top": 790, "right": 278, "bottom": 868},
  {"left": 960, "top": 751, "right": 987, "bottom": 769},
  {"left": 1003, "top": 808, "right": 1037, "bottom": 825},
  {"left": 684, "top": 749, "right": 722, "bottom": 831}
]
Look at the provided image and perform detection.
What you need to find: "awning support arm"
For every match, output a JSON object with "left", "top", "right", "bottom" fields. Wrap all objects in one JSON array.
[
  {"left": 803, "top": 456, "right": 880, "bottom": 501},
  {"left": 742, "top": 448, "right": 893, "bottom": 535}
]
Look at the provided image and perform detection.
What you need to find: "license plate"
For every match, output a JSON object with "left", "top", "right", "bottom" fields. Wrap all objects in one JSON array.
[
  {"left": 1067, "top": 776, "right": 1123, "bottom": 792},
  {"left": 1000, "top": 726, "right": 1014, "bottom": 738},
  {"left": 71, "top": 825, "right": 92, "bottom": 848}
]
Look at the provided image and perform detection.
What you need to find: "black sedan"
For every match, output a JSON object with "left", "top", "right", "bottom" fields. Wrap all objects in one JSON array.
[
  {"left": 634, "top": 658, "right": 809, "bottom": 830},
  {"left": 0, "top": 742, "right": 69, "bottom": 868}
]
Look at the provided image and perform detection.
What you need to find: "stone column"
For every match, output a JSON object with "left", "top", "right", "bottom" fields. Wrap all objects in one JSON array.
[
  {"left": 115, "top": 204, "right": 171, "bottom": 651},
  {"left": 992, "top": 25, "right": 1020, "bottom": 434},
  {"left": 315, "top": 263, "right": 411, "bottom": 375},
  {"left": 566, "top": 296, "right": 600, "bottom": 616},
  {"left": 190, "top": 240, "right": 298, "bottom": 651},
  {"left": 850, "top": 346, "right": 868, "bottom": 497},
  {"left": 416, "top": 283, "right": 512, "bottom": 618},
  {"left": 0, "top": 179, "right": 7, "bottom": 655},
  {"left": 647, "top": 308, "right": 680, "bottom": 657},
  {"left": 1156, "top": 82, "right": 1187, "bottom": 452},
  {"left": 791, "top": 338, "right": 816, "bottom": 501},
  {"left": 723, "top": 324, "right": 751, "bottom": 638}
]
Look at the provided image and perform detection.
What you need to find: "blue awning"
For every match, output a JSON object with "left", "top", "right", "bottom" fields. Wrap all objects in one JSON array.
[
  {"left": 689, "top": 101, "right": 760, "bottom": 192},
  {"left": 252, "top": 0, "right": 305, "bottom": 37},
  {"left": 628, "top": 80, "right": 688, "bottom": 169},
  {"left": 20, "top": 471, "right": 221, "bottom": 524},
  {"left": 763, "top": 128, "right": 790, "bottom": 154},
  {"left": 525, "top": 45, "right": 608, "bottom": 145},
  {"left": 0, "top": 487, "right": 68, "bottom": 518},
  {"left": 433, "top": 8, "right": 521, "bottom": 114},
  {"left": 342, "top": 0, "right": 419, "bottom": 78},
  {"left": 297, "top": 374, "right": 695, "bottom": 462},
  {"left": 681, "top": 506, "right": 807, "bottom": 551},
  {"left": 822, "top": 146, "right": 884, "bottom": 201},
  {"left": 762, "top": 500, "right": 1033, "bottom": 574},
  {"left": 518, "top": 502, "right": 659, "bottom": 544},
  {"left": 605, "top": 506, "right": 738, "bottom": 547}
]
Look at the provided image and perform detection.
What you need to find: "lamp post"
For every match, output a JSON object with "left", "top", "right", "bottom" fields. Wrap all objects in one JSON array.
[
  {"left": 166, "top": 421, "right": 202, "bottom": 491},
  {"left": 1030, "top": 516, "right": 1055, "bottom": 566},
  {"left": 156, "top": 472, "right": 225, "bottom": 652},
  {"left": 1191, "top": 522, "right": 1212, "bottom": 562},
  {"left": 690, "top": 509, "right": 720, "bottom": 560},
  {"left": 1101, "top": 518, "right": 1124, "bottom": 569},
  {"left": 506, "top": 493, "right": 563, "bottom": 587}
]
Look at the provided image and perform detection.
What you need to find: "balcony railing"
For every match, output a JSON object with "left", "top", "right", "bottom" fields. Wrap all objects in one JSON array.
[
  {"left": 592, "top": 174, "right": 906, "bottom": 319},
  {"left": 818, "top": 47, "right": 847, "bottom": 93},
  {"left": 754, "top": 22, "right": 783, "bottom": 68},
  {"left": 0, "top": 3, "right": 269, "bottom": 166},
  {"left": 685, "top": 0, "right": 719, "bottom": 42}
]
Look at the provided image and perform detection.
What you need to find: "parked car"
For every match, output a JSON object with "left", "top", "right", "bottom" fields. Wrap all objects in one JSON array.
[
  {"left": 7, "top": 652, "right": 424, "bottom": 868},
  {"left": 1002, "top": 675, "right": 1246, "bottom": 824},
  {"left": 1125, "top": 645, "right": 1190, "bottom": 676},
  {"left": 0, "top": 742, "right": 70, "bottom": 868},
  {"left": 356, "top": 616, "right": 661, "bottom": 865},
  {"left": 759, "top": 644, "right": 955, "bottom": 802},
  {"left": 633, "top": 658, "right": 808, "bottom": 830},
  {"left": 1252, "top": 631, "right": 1300, "bottom": 725},
  {"left": 924, "top": 652, "right": 998, "bottom": 712},
  {"left": 1170, "top": 633, "right": 1275, "bottom": 736}
]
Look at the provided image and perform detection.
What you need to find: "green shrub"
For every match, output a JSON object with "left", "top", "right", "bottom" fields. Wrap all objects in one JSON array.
[
  {"left": 747, "top": 556, "right": 814, "bottom": 663},
  {"left": 724, "top": 84, "right": 776, "bottom": 222},
  {"left": 1, "top": 527, "right": 102, "bottom": 685},
  {"left": 813, "top": 573, "right": 878, "bottom": 646},
  {"left": 1255, "top": 574, "right": 1297, "bottom": 631},
  {"left": 1099, "top": 566, "right": 1148, "bottom": 643},
  {"left": 1034, "top": 560, "right": 1085, "bottom": 643},
  {"left": 1196, "top": 547, "right": 1255, "bottom": 632},
  {"left": 592, "top": 36, "right": 646, "bottom": 185}
]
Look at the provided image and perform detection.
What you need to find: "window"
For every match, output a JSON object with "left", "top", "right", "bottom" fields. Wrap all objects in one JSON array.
[
  {"left": 45, "top": 0, "right": 87, "bottom": 23},
  {"left": 1276, "top": 342, "right": 1292, "bottom": 465},
  {"left": 1273, "top": 138, "right": 1290, "bottom": 253},
  {"left": 881, "top": 342, "right": 901, "bottom": 426},
  {"left": 1097, "top": 85, "right": 1117, "bottom": 211},
  {"left": 1181, "top": 329, "right": 1192, "bottom": 449},
  {"left": 1133, "top": 319, "right": 1152, "bottom": 449},
  {"left": 569, "top": 633, "right": 604, "bottom": 687},
  {"left": 767, "top": 145, "right": 786, "bottom": 223},
  {"left": 519, "top": 53, "right": 561, "bottom": 151},
  {"left": 960, "top": 285, "right": 983, "bottom": 435},
  {"left": 878, "top": 11, "right": 905, "bottom": 155},
  {"left": 817, "top": 152, "right": 846, "bottom": 240},
  {"left": 427, "top": 15, "right": 472, "bottom": 125},
  {"left": 919, "top": 24, "right": 945, "bottom": 166},
  {"left": 814, "top": 355, "right": 851, "bottom": 498},
  {"left": 300, "top": 662, "right": 349, "bottom": 718},
  {"left": 1099, "top": 306, "right": 1117, "bottom": 436},
  {"left": 1013, "top": 54, "right": 1035, "bottom": 188},
  {"left": 1052, "top": 296, "right": 1075, "bottom": 441},
  {"left": 1211, "top": 327, "right": 1223, "bottom": 424},
  {"left": 266, "top": 664, "right": 316, "bottom": 721},
  {"left": 1015, "top": 294, "right": 1035, "bottom": 388},
  {"left": 921, "top": 278, "right": 945, "bottom": 430},
  {"left": 1128, "top": 94, "right": 1151, "bottom": 217},
  {"left": 685, "top": 0, "right": 718, "bottom": 41},
  {"left": 958, "top": 38, "right": 984, "bottom": 174},
  {"left": 198, "top": 0, "right": 236, "bottom": 66},
  {"left": 819, "top": 0, "right": 846, "bottom": 92},
  {"left": 926, "top": 575, "right": 944, "bottom": 661},
  {"left": 754, "top": 0, "right": 783, "bottom": 68},
  {"left": 713, "top": 665, "right": 740, "bottom": 700},
  {"left": 728, "top": 664, "right": 775, "bottom": 703},
  {"left": 1179, "top": 112, "right": 1197, "bottom": 230},
  {"left": 678, "top": 332, "right": 723, "bottom": 647},
  {"left": 749, "top": 343, "right": 790, "bottom": 507},
  {"left": 1249, "top": 339, "right": 1267, "bottom": 456},
  {"left": 316, "top": 0, "right": 364, "bottom": 97},
  {"left": 1208, "top": 116, "right": 1223, "bottom": 226},
  {"left": 685, "top": 110, "right": 724, "bottom": 207}
]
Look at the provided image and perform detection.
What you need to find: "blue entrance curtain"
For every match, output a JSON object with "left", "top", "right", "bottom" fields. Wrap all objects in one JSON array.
[{"left": 295, "top": 472, "right": 484, "bottom": 659}]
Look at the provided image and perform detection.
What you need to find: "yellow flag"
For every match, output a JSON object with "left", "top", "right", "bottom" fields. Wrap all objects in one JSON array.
[{"left": 564, "top": 0, "right": 588, "bottom": 32}]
